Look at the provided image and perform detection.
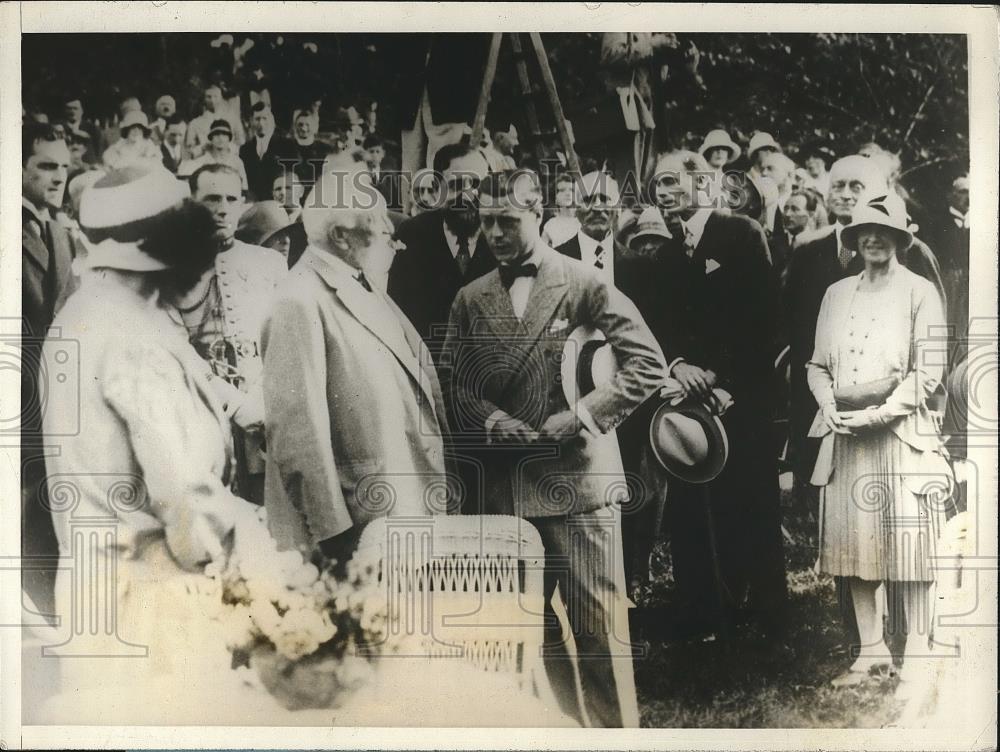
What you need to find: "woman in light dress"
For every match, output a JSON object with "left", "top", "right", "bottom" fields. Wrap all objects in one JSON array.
[
  {"left": 37, "top": 164, "right": 256, "bottom": 722},
  {"left": 101, "top": 110, "right": 162, "bottom": 171},
  {"left": 807, "top": 192, "right": 950, "bottom": 687}
]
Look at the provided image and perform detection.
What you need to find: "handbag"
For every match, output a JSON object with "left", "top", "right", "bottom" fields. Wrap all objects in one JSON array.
[{"left": 833, "top": 375, "right": 900, "bottom": 411}]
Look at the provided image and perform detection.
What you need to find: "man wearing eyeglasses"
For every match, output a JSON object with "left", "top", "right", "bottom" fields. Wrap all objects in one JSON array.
[{"left": 388, "top": 142, "right": 496, "bottom": 364}]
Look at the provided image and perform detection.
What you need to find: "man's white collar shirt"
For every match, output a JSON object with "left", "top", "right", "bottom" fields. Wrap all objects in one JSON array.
[
  {"left": 576, "top": 229, "right": 615, "bottom": 283},
  {"left": 442, "top": 222, "right": 481, "bottom": 260},
  {"left": 165, "top": 141, "right": 182, "bottom": 162},
  {"left": 949, "top": 206, "right": 969, "bottom": 229},
  {"left": 680, "top": 209, "right": 712, "bottom": 256},
  {"left": 255, "top": 133, "right": 272, "bottom": 159},
  {"left": 501, "top": 245, "right": 543, "bottom": 320}
]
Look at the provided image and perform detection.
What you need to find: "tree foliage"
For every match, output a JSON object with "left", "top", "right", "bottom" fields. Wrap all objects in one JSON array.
[{"left": 23, "top": 31, "right": 968, "bottom": 202}]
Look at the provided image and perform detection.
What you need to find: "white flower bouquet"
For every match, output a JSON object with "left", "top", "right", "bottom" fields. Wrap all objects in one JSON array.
[{"left": 207, "top": 507, "right": 388, "bottom": 710}]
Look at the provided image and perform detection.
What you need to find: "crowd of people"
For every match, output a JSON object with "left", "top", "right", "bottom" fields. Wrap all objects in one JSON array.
[{"left": 21, "top": 70, "right": 972, "bottom": 726}]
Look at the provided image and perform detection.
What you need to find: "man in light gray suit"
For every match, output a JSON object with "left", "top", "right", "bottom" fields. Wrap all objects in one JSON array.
[
  {"left": 261, "top": 169, "right": 452, "bottom": 563},
  {"left": 442, "top": 170, "right": 666, "bottom": 727}
]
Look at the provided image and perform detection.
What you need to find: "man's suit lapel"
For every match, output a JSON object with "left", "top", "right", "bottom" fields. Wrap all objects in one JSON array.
[
  {"left": 22, "top": 222, "right": 50, "bottom": 273},
  {"left": 308, "top": 250, "right": 436, "bottom": 407},
  {"left": 691, "top": 211, "right": 718, "bottom": 263},
  {"left": 519, "top": 248, "right": 568, "bottom": 343},
  {"left": 381, "top": 289, "right": 446, "bottom": 423},
  {"left": 472, "top": 272, "right": 522, "bottom": 339}
]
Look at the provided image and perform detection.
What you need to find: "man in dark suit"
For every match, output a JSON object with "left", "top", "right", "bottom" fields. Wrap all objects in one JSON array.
[
  {"left": 388, "top": 142, "right": 495, "bottom": 361},
  {"left": 62, "top": 97, "right": 104, "bottom": 158},
  {"left": 22, "top": 123, "right": 78, "bottom": 617},
  {"left": 442, "top": 170, "right": 665, "bottom": 727},
  {"left": 920, "top": 173, "right": 970, "bottom": 358},
  {"left": 554, "top": 170, "right": 620, "bottom": 286},
  {"left": 239, "top": 102, "right": 296, "bottom": 202},
  {"left": 784, "top": 155, "right": 947, "bottom": 486},
  {"left": 290, "top": 109, "right": 333, "bottom": 191},
  {"left": 159, "top": 115, "right": 187, "bottom": 174},
  {"left": 650, "top": 150, "right": 788, "bottom": 639}
]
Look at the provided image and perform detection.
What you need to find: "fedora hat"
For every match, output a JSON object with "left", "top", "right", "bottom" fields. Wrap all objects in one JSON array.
[
  {"left": 698, "top": 129, "right": 741, "bottom": 164},
  {"left": 649, "top": 399, "right": 729, "bottom": 484},
  {"left": 561, "top": 326, "right": 619, "bottom": 407},
  {"left": 119, "top": 109, "right": 151, "bottom": 136},
  {"left": 747, "top": 131, "right": 781, "bottom": 159},
  {"left": 840, "top": 192, "right": 913, "bottom": 252},
  {"left": 236, "top": 200, "right": 293, "bottom": 246}
]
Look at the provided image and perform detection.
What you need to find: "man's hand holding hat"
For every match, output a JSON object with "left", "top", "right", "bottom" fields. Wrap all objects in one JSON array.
[{"left": 672, "top": 362, "right": 717, "bottom": 400}]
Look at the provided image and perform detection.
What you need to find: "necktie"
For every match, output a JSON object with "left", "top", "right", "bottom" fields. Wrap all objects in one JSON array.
[
  {"left": 594, "top": 244, "right": 605, "bottom": 270},
  {"left": 498, "top": 262, "right": 538, "bottom": 288},
  {"left": 683, "top": 225, "right": 696, "bottom": 257},
  {"left": 456, "top": 237, "right": 471, "bottom": 277},
  {"left": 838, "top": 241, "right": 854, "bottom": 269},
  {"left": 354, "top": 271, "right": 373, "bottom": 292}
]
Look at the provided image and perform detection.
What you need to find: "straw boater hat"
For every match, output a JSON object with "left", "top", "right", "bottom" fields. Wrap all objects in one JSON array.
[
  {"left": 698, "top": 129, "right": 742, "bottom": 164},
  {"left": 649, "top": 398, "right": 729, "bottom": 484},
  {"left": 119, "top": 110, "right": 151, "bottom": 137},
  {"left": 78, "top": 165, "right": 189, "bottom": 271},
  {"left": 840, "top": 192, "right": 913, "bottom": 252},
  {"left": 747, "top": 131, "right": 780, "bottom": 159}
]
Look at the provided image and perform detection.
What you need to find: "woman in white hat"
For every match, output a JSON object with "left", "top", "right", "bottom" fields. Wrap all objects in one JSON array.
[
  {"left": 697, "top": 129, "right": 742, "bottom": 211},
  {"left": 101, "top": 110, "right": 162, "bottom": 171},
  {"left": 698, "top": 129, "right": 742, "bottom": 174},
  {"left": 40, "top": 165, "right": 257, "bottom": 720},
  {"left": 806, "top": 192, "right": 949, "bottom": 688}
]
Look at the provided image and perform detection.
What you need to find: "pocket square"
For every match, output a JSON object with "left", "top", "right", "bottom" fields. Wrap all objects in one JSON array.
[
  {"left": 549, "top": 318, "right": 569, "bottom": 334},
  {"left": 705, "top": 259, "right": 721, "bottom": 274}
]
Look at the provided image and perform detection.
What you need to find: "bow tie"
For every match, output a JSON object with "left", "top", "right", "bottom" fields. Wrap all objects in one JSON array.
[{"left": 498, "top": 261, "right": 538, "bottom": 288}]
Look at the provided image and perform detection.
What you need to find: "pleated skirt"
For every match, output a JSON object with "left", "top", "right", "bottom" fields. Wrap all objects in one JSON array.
[{"left": 817, "top": 430, "right": 947, "bottom": 582}]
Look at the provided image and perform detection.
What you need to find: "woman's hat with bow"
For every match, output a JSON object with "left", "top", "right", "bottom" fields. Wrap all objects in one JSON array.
[{"left": 841, "top": 191, "right": 914, "bottom": 252}]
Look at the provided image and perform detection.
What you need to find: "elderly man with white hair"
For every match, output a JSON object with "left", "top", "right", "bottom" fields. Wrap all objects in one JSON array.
[
  {"left": 261, "top": 168, "right": 453, "bottom": 563},
  {"left": 554, "top": 169, "right": 621, "bottom": 284}
]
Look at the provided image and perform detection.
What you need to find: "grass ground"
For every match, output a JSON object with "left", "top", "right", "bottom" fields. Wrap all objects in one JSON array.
[{"left": 632, "top": 480, "right": 906, "bottom": 728}]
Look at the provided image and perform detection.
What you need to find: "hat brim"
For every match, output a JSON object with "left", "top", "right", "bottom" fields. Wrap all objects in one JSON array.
[
  {"left": 841, "top": 222, "right": 912, "bottom": 252},
  {"left": 700, "top": 143, "right": 742, "bottom": 164},
  {"left": 649, "top": 400, "right": 729, "bottom": 484},
  {"left": 629, "top": 229, "right": 671, "bottom": 245},
  {"left": 209, "top": 129, "right": 233, "bottom": 139},
  {"left": 261, "top": 221, "right": 297, "bottom": 247},
  {"left": 120, "top": 123, "right": 151, "bottom": 136},
  {"left": 561, "top": 326, "right": 618, "bottom": 407}
]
